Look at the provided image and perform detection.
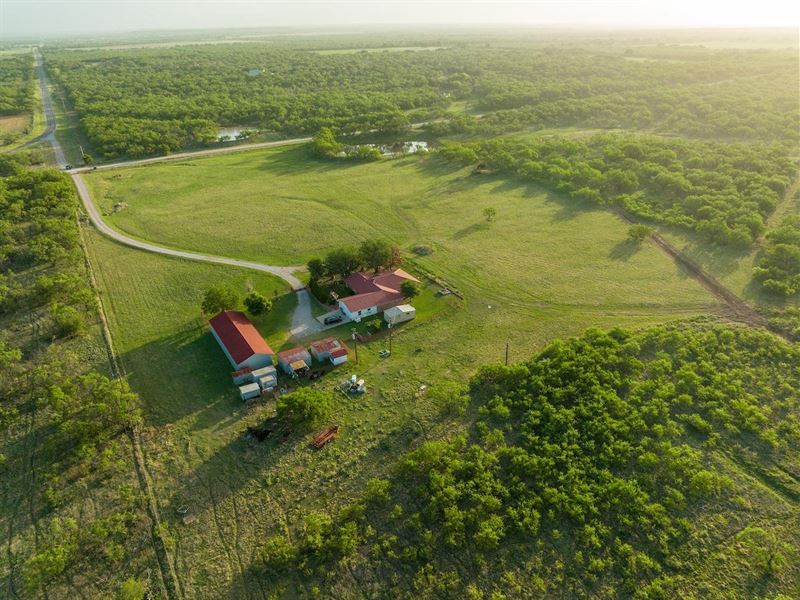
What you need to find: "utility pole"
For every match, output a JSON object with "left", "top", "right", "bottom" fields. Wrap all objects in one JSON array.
[
  {"left": 505, "top": 341, "right": 509, "bottom": 366},
  {"left": 388, "top": 322, "right": 393, "bottom": 354},
  {"left": 351, "top": 327, "right": 358, "bottom": 363}
]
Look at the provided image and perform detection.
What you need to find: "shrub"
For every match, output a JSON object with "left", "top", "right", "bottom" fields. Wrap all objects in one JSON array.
[
  {"left": 401, "top": 281, "right": 419, "bottom": 298},
  {"left": 244, "top": 291, "right": 271, "bottom": 315},
  {"left": 259, "top": 534, "right": 296, "bottom": 569},
  {"left": 628, "top": 224, "right": 652, "bottom": 243},
  {"left": 276, "top": 388, "right": 334, "bottom": 428},
  {"left": 51, "top": 304, "right": 86, "bottom": 338}
]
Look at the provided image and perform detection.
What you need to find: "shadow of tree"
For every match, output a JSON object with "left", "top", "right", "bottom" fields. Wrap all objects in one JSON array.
[
  {"left": 452, "top": 222, "right": 490, "bottom": 240},
  {"left": 609, "top": 239, "right": 641, "bottom": 262}
]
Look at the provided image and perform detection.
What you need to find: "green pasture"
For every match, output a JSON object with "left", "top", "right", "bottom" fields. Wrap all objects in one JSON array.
[{"left": 79, "top": 146, "right": 727, "bottom": 597}]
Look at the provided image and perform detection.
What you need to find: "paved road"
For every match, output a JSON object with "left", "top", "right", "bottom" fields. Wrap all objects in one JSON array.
[
  {"left": 18, "top": 49, "right": 66, "bottom": 165},
  {"left": 70, "top": 136, "right": 313, "bottom": 173}
]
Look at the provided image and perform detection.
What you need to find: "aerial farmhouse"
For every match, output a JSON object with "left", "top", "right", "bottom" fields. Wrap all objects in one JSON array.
[
  {"left": 339, "top": 268, "right": 420, "bottom": 322},
  {"left": 209, "top": 310, "right": 274, "bottom": 370}
]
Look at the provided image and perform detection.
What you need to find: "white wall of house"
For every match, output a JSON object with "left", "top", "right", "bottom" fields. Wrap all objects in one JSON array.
[{"left": 340, "top": 302, "right": 378, "bottom": 323}]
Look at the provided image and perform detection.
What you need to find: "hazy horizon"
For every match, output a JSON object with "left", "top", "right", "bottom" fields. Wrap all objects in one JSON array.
[{"left": 2, "top": 0, "right": 798, "bottom": 40}]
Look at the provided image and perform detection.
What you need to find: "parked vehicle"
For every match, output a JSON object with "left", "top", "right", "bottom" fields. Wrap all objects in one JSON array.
[
  {"left": 63, "top": 164, "right": 73, "bottom": 170},
  {"left": 324, "top": 314, "right": 343, "bottom": 325}
]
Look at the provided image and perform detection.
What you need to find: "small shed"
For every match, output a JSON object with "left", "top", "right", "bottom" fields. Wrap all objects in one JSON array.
[
  {"left": 231, "top": 367, "right": 253, "bottom": 385},
  {"left": 258, "top": 374, "right": 277, "bottom": 392},
  {"left": 277, "top": 346, "right": 312, "bottom": 375},
  {"left": 251, "top": 365, "right": 277, "bottom": 381},
  {"left": 310, "top": 337, "right": 346, "bottom": 362},
  {"left": 239, "top": 383, "right": 261, "bottom": 401},
  {"left": 384, "top": 304, "right": 416, "bottom": 326},
  {"left": 329, "top": 347, "right": 349, "bottom": 366}
]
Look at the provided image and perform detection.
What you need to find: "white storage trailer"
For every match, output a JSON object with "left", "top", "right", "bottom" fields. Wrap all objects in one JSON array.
[
  {"left": 239, "top": 383, "right": 261, "bottom": 400},
  {"left": 384, "top": 304, "right": 416, "bottom": 326}
]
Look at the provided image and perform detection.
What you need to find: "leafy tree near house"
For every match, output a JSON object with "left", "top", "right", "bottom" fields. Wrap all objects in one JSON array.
[
  {"left": 401, "top": 280, "right": 419, "bottom": 298},
  {"left": 324, "top": 247, "right": 361, "bottom": 280},
  {"left": 307, "top": 257, "right": 326, "bottom": 281},
  {"left": 244, "top": 291, "right": 271, "bottom": 316},
  {"left": 359, "top": 239, "right": 392, "bottom": 272},
  {"left": 201, "top": 284, "right": 239, "bottom": 316}
]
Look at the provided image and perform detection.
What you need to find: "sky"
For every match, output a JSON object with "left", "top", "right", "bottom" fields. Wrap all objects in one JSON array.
[{"left": 1, "top": 0, "right": 798, "bottom": 39}]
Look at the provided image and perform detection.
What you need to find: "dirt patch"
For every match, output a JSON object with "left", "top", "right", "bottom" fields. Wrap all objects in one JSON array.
[{"left": 0, "top": 113, "right": 30, "bottom": 133}]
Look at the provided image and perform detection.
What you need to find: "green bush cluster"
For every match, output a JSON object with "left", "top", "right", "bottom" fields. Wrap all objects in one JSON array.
[
  {"left": 0, "top": 155, "right": 145, "bottom": 595},
  {"left": 0, "top": 54, "right": 34, "bottom": 115},
  {"left": 753, "top": 215, "right": 800, "bottom": 296}
]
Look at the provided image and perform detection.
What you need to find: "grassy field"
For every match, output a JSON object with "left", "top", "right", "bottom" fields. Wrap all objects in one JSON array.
[
  {"left": 78, "top": 144, "right": 728, "bottom": 597},
  {"left": 85, "top": 146, "right": 716, "bottom": 311}
]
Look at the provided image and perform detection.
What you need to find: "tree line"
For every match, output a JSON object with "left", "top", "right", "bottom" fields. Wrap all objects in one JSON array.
[
  {"left": 0, "top": 53, "right": 34, "bottom": 115},
  {"left": 257, "top": 323, "right": 800, "bottom": 598},
  {"left": 439, "top": 134, "right": 794, "bottom": 248},
  {"left": 42, "top": 40, "right": 798, "bottom": 159},
  {"left": 0, "top": 155, "right": 147, "bottom": 597}
]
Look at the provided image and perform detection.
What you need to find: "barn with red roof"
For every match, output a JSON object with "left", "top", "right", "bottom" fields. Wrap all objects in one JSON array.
[{"left": 209, "top": 310, "right": 274, "bottom": 371}]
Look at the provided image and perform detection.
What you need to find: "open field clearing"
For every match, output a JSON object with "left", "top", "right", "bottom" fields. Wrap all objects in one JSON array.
[
  {"left": 80, "top": 145, "right": 728, "bottom": 597},
  {"left": 0, "top": 113, "right": 30, "bottom": 138},
  {"left": 85, "top": 147, "right": 718, "bottom": 313}
]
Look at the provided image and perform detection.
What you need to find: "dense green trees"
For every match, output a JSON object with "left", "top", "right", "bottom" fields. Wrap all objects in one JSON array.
[
  {"left": 0, "top": 155, "right": 145, "bottom": 596},
  {"left": 0, "top": 53, "right": 34, "bottom": 115},
  {"left": 44, "top": 39, "right": 798, "bottom": 158},
  {"left": 753, "top": 215, "right": 800, "bottom": 296},
  {"left": 201, "top": 283, "right": 239, "bottom": 315},
  {"left": 244, "top": 290, "right": 272, "bottom": 315},
  {"left": 276, "top": 387, "right": 334, "bottom": 428},
  {"left": 262, "top": 323, "right": 800, "bottom": 598},
  {"left": 440, "top": 134, "right": 794, "bottom": 248}
]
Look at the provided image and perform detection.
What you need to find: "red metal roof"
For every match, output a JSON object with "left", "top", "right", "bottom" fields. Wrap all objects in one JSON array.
[
  {"left": 330, "top": 347, "right": 348, "bottom": 358},
  {"left": 277, "top": 346, "right": 311, "bottom": 362},
  {"left": 310, "top": 336, "right": 343, "bottom": 354},
  {"left": 342, "top": 269, "right": 419, "bottom": 313},
  {"left": 209, "top": 311, "right": 273, "bottom": 365},
  {"left": 340, "top": 290, "right": 402, "bottom": 313}
]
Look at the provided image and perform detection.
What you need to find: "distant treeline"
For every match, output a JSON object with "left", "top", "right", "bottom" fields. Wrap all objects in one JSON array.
[{"left": 43, "top": 41, "right": 799, "bottom": 159}]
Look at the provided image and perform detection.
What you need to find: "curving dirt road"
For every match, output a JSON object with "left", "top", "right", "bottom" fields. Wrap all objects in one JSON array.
[{"left": 73, "top": 173, "right": 324, "bottom": 335}]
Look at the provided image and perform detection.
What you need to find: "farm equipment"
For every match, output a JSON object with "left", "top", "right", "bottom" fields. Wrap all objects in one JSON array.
[
  {"left": 342, "top": 374, "right": 366, "bottom": 394},
  {"left": 312, "top": 425, "right": 340, "bottom": 449}
]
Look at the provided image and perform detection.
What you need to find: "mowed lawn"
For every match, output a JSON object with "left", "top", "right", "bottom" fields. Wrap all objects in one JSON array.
[
  {"left": 86, "top": 146, "right": 716, "bottom": 312},
  {"left": 80, "top": 147, "right": 724, "bottom": 598}
]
